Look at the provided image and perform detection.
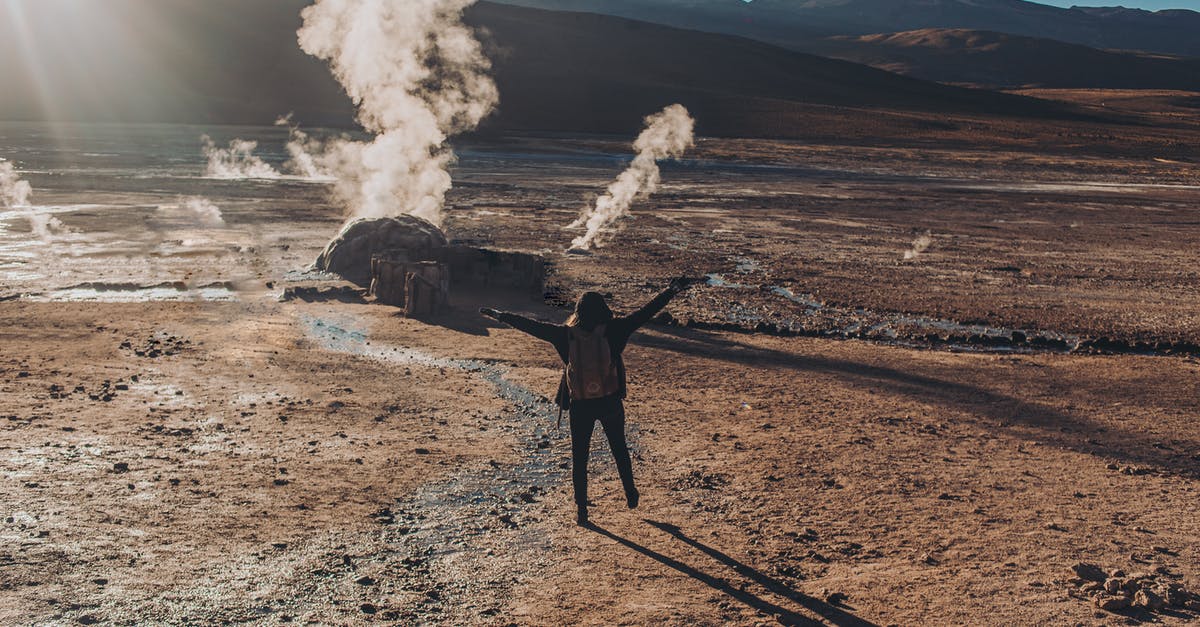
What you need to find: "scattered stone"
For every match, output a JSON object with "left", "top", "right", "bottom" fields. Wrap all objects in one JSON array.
[
  {"left": 370, "top": 508, "right": 396, "bottom": 525},
  {"left": 280, "top": 285, "right": 367, "bottom": 304},
  {"left": 112, "top": 463, "right": 130, "bottom": 474},
  {"left": 1133, "top": 589, "right": 1165, "bottom": 611},
  {"left": 1164, "top": 585, "right": 1192, "bottom": 608},
  {"left": 1071, "top": 563, "right": 1107, "bottom": 583},
  {"left": 1094, "top": 594, "right": 1131, "bottom": 612},
  {"left": 1072, "top": 563, "right": 1198, "bottom": 616},
  {"left": 825, "top": 591, "right": 848, "bottom": 605}
]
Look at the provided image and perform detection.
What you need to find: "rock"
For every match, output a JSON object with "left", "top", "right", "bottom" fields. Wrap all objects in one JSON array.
[
  {"left": 1071, "top": 562, "right": 1107, "bottom": 583},
  {"left": 825, "top": 591, "right": 848, "bottom": 605},
  {"left": 355, "top": 576, "right": 376, "bottom": 586},
  {"left": 1164, "top": 586, "right": 1192, "bottom": 608},
  {"left": 313, "top": 216, "right": 448, "bottom": 286},
  {"left": 1104, "top": 578, "right": 1124, "bottom": 594},
  {"left": 279, "top": 285, "right": 366, "bottom": 304},
  {"left": 112, "top": 462, "right": 130, "bottom": 473},
  {"left": 1133, "top": 589, "right": 1165, "bottom": 611},
  {"left": 359, "top": 603, "right": 377, "bottom": 615},
  {"left": 1126, "top": 572, "right": 1154, "bottom": 584},
  {"left": 1095, "top": 594, "right": 1131, "bottom": 612}
]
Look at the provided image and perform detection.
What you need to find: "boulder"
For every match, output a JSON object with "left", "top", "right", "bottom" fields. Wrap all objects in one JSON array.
[{"left": 313, "top": 216, "right": 448, "bottom": 286}]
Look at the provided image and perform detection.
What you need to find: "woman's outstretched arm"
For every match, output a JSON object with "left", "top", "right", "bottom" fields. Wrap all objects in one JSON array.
[
  {"left": 614, "top": 277, "right": 700, "bottom": 338},
  {"left": 481, "top": 307, "right": 567, "bottom": 346}
]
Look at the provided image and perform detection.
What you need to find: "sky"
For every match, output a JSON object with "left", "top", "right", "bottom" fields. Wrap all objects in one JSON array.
[{"left": 1035, "top": 0, "right": 1200, "bottom": 8}]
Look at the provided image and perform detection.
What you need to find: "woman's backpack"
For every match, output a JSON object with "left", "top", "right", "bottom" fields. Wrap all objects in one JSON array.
[{"left": 565, "top": 324, "right": 621, "bottom": 401}]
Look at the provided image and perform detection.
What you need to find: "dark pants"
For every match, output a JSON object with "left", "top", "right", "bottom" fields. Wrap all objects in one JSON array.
[{"left": 568, "top": 397, "right": 635, "bottom": 507}]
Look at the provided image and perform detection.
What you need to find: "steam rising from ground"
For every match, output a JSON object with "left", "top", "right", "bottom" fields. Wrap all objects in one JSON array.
[
  {"left": 1, "top": 160, "right": 32, "bottom": 208},
  {"left": 297, "top": 0, "right": 498, "bottom": 226},
  {"left": 568, "top": 105, "right": 695, "bottom": 251},
  {"left": 201, "top": 118, "right": 337, "bottom": 181},
  {"left": 277, "top": 115, "right": 334, "bottom": 181},
  {"left": 904, "top": 231, "right": 934, "bottom": 261},
  {"left": 2, "top": 159, "right": 72, "bottom": 241},
  {"left": 157, "top": 197, "right": 226, "bottom": 228},
  {"left": 202, "top": 136, "right": 282, "bottom": 180}
]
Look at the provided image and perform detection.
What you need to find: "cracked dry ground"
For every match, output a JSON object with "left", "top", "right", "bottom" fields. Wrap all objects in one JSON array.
[{"left": 2, "top": 298, "right": 1198, "bottom": 625}]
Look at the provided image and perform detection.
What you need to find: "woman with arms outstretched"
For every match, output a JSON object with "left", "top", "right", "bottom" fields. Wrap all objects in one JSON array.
[{"left": 481, "top": 278, "right": 697, "bottom": 525}]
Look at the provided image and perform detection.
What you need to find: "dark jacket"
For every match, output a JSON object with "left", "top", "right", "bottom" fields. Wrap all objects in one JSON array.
[{"left": 496, "top": 287, "right": 678, "bottom": 408}]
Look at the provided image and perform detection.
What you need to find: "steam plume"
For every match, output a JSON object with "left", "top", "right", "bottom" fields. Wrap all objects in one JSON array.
[
  {"left": 568, "top": 104, "right": 695, "bottom": 251},
  {"left": 277, "top": 115, "right": 334, "bottom": 181},
  {"left": 157, "top": 197, "right": 226, "bottom": 228},
  {"left": 904, "top": 231, "right": 934, "bottom": 261},
  {"left": 202, "top": 135, "right": 282, "bottom": 180},
  {"left": 1, "top": 160, "right": 32, "bottom": 208},
  {"left": 297, "top": 0, "right": 498, "bottom": 226},
  {"left": 1, "top": 159, "right": 70, "bottom": 241},
  {"left": 28, "top": 214, "right": 74, "bottom": 241}
]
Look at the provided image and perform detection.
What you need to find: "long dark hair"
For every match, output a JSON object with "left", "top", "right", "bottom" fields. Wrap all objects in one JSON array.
[{"left": 565, "top": 291, "right": 613, "bottom": 329}]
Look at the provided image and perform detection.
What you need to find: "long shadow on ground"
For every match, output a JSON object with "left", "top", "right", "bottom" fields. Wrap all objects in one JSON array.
[
  {"left": 587, "top": 520, "right": 880, "bottom": 627},
  {"left": 635, "top": 326, "right": 1200, "bottom": 481}
]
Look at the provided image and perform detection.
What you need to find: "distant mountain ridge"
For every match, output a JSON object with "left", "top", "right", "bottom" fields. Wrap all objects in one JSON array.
[
  {"left": 464, "top": 1, "right": 1084, "bottom": 137},
  {"left": 497, "top": 0, "right": 1200, "bottom": 57},
  {"left": 0, "top": 0, "right": 1085, "bottom": 136},
  {"left": 802, "top": 28, "right": 1200, "bottom": 90}
]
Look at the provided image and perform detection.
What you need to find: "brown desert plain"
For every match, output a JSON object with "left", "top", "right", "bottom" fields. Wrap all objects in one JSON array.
[{"left": 2, "top": 91, "right": 1200, "bottom": 625}]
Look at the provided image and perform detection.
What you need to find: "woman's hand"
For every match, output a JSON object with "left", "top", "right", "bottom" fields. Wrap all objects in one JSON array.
[{"left": 479, "top": 307, "right": 500, "bottom": 320}]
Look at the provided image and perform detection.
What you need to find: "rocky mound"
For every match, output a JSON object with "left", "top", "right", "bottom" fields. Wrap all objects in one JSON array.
[{"left": 313, "top": 216, "right": 448, "bottom": 286}]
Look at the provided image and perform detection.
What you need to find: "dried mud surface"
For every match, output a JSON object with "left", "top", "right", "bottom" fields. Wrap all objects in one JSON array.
[
  {"left": 3, "top": 298, "right": 1198, "bottom": 625},
  {"left": 3, "top": 105, "right": 1200, "bottom": 624}
]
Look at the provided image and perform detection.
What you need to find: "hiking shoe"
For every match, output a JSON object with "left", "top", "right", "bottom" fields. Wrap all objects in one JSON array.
[
  {"left": 576, "top": 505, "right": 589, "bottom": 526},
  {"left": 626, "top": 488, "right": 640, "bottom": 510}
]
